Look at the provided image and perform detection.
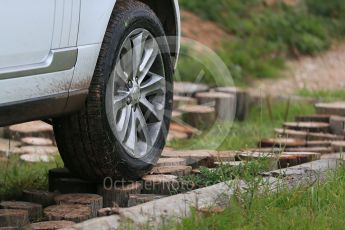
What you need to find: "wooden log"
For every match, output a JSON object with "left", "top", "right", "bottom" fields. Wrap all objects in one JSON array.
[
  {"left": 329, "top": 116, "right": 345, "bottom": 136},
  {"left": 215, "top": 87, "right": 250, "bottom": 121},
  {"left": 54, "top": 194, "right": 103, "bottom": 218},
  {"left": 195, "top": 92, "right": 236, "bottom": 121},
  {"left": 214, "top": 161, "right": 244, "bottom": 167},
  {"left": 316, "top": 101, "right": 345, "bottom": 116},
  {"left": 307, "top": 132, "right": 343, "bottom": 141},
  {"left": 173, "top": 96, "right": 197, "bottom": 110},
  {"left": 259, "top": 138, "right": 306, "bottom": 148},
  {"left": 238, "top": 151, "right": 320, "bottom": 168},
  {"left": 50, "top": 178, "right": 97, "bottom": 194},
  {"left": 285, "top": 147, "right": 333, "bottom": 154},
  {"left": 0, "top": 201, "right": 42, "bottom": 222},
  {"left": 29, "top": 220, "right": 75, "bottom": 230},
  {"left": 20, "top": 153, "right": 55, "bottom": 163},
  {"left": 97, "top": 182, "right": 142, "bottom": 208},
  {"left": 127, "top": 194, "right": 167, "bottom": 207},
  {"left": 0, "top": 138, "right": 23, "bottom": 156},
  {"left": 22, "top": 190, "right": 59, "bottom": 208},
  {"left": 295, "top": 114, "right": 331, "bottom": 123},
  {"left": 4, "top": 121, "right": 54, "bottom": 141},
  {"left": 173, "top": 82, "right": 209, "bottom": 96},
  {"left": 180, "top": 105, "right": 215, "bottom": 130},
  {"left": 274, "top": 128, "right": 307, "bottom": 140},
  {"left": 0, "top": 209, "right": 29, "bottom": 228},
  {"left": 209, "top": 151, "right": 238, "bottom": 162},
  {"left": 278, "top": 152, "right": 321, "bottom": 168},
  {"left": 169, "top": 122, "right": 199, "bottom": 137},
  {"left": 306, "top": 140, "right": 331, "bottom": 147},
  {"left": 20, "top": 146, "right": 58, "bottom": 156},
  {"left": 161, "top": 149, "right": 217, "bottom": 168},
  {"left": 215, "top": 94, "right": 236, "bottom": 122},
  {"left": 150, "top": 166, "right": 192, "bottom": 177},
  {"left": 43, "top": 204, "right": 91, "bottom": 223},
  {"left": 21, "top": 137, "right": 53, "bottom": 146},
  {"left": 171, "top": 111, "right": 182, "bottom": 120},
  {"left": 97, "top": 208, "right": 120, "bottom": 217},
  {"left": 141, "top": 175, "right": 179, "bottom": 195},
  {"left": 156, "top": 158, "right": 187, "bottom": 167},
  {"left": 331, "top": 141, "right": 345, "bottom": 152},
  {"left": 167, "top": 130, "right": 189, "bottom": 142},
  {"left": 283, "top": 122, "right": 330, "bottom": 133}
]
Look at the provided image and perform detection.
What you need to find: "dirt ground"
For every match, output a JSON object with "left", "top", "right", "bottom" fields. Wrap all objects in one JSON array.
[
  {"left": 249, "top": 42, "right": 345, "bottom": 97},
  {"left": 181, "top": 10, "right": 232, "bottom": 49}
]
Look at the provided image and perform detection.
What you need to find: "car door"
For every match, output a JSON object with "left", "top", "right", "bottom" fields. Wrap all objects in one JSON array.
[
  {"left": 0, "top": 0, "right": 80, "bottom": 125},
  {"left": 0, "top": 0, "right": 55, "bottom": 69},
  {"left": 0, "top": 0, "right": 80, "bottom": 102}
]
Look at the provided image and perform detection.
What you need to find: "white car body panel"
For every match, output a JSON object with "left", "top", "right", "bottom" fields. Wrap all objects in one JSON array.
[
  {"left": 0, "top": 0, "right": 55, "bottom": 69},
  {"left": 0, "top": 0, "right": 180, "bottom": 125}
]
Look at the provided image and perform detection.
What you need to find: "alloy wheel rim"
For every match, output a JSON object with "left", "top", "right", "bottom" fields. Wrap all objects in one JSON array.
[{"left": 106, "top": 28, "right": 166, "bottom": 159}]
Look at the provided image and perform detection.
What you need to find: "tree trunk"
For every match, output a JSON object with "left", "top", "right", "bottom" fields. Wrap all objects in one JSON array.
[
  {"left": 329, "top": 116, "right": 345, "bottom": 136},
  {"left": 54, "top": 194, "right": 103, "bottom": 218},
  {"left": 29, "top": 220, "right": 75, "bottom": 230},
  {"left": 43, "top": 204, "right": 91, "bottom": 223},
  {"left": 4, "top": 121, "right": 54, "bottom": 141},
  {"left": 141, "top": 175, "right": 179, "bottom": 195},
  {"left": 150, "top": 166, "right": 192, "bottom": 177},
  {"left": 22, "top": 190, "right": 59, "bottom": 208},
  {"left": 0, "top": 209, "right": 29, "bottom": 228},
  {"left": 173, "top": 95, "right": 197, "bottom": 110},
  {"left": 180, "top": 105, "right": 215, "bottom": 130},
  {"left": 156, "top": 158, "right": 187, "bottom": 167},
  {"left": 283, "top": 122, "right": 330, "bottom": 133},
  {"left": 274, "top": 128, "right": 307, "bottom": 140},
  {"left": 97, "top": 182, "right": 142, "bottom": 208},
  {"left": 316, "top": 102, "right": 345, "bottom": 116},
  {"left": 161, "top": 149, "right": 217, "bottom": 168},
  {"left": 0, "top": 201, "right": 42, "bottom": 222},
  {"left": 215, "top": 87, "right": 249, "bottom": 121},
  {"left": 295, "top": 114, "right": 331, "bottom": 123}
]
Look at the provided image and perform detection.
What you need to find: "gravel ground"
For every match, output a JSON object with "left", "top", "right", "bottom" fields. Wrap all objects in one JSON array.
[{"left": 249, "top": 42, "right": 345, "bottom": 97}]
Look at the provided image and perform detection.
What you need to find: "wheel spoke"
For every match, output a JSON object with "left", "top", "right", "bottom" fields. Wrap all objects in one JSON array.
[
  {"left": 125, "top": 109, "right": 137, "bottom": 151},
  {"left": 140, "top": 72, "right": 165, "bottom": 96},
  {"left": 131, "top": 32, "right": 145, "bottom": 79},
  {"left": 136, "top": 108, "right": 152, "bottom": 147},
  {"left": 138, "top": 39, "right": 159, "bottom": 84},
  {"left": 113, "top": 92, "right": 130, "bottom": 113},
  {"left": 116, "top": 106, "right": 132, "bottom": 143},
  {"left": 140, "top": 97, "right": 164, "bottom": 121},
  {"left": 121, "top": 39, "right": 133, "bottom": 78}
]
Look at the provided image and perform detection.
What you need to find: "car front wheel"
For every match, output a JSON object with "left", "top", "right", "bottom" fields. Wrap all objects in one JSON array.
[{"left": 53, "top": 0, "right": 173, "bottom": 180}]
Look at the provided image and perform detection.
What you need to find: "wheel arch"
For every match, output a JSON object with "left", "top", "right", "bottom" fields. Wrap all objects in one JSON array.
[{"left": 77, "top": 0, "right": 180, "bottom": 66}]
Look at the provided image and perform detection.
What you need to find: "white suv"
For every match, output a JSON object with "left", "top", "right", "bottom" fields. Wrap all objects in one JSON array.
[{"left": 0, "top": 0, "right": 180, "bottom": 180}]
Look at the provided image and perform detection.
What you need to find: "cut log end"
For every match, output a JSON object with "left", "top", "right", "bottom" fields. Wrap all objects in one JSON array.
[
  {"left": 0, "top": 201, "right": 42, "bottom": 222},
  {"left": 150, "top": 166, "right": 192, "bottom": 176},
  {"left": 54, "top": 194, "right": 103, "bottom": 218},
  {"left": 0, "top": 209, "right": 29, "bottom": 228},
  {"left": 29, "top": 220, "right": 75, "bottom": 230},
  {"left": 43, "top": 204, "right": 91, "bottom": 223},
  {"left": 97, "top": 182, "right": 142, "bottom": 208},
  {"left": 142, "top": 175, "right": 179, "bottom": 195}
]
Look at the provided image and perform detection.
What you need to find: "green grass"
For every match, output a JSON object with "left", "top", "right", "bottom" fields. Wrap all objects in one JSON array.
[
  {"left": 170, "top": 101, "right": 315, "bottom": 150},
  {"left": 0, "top": 155, "right": 63, "bottom": 200},
  {"left": 298, "top": 89, "right": 345, "bottom": 102},
  {"left": 177, "top": 0, "right": 345, "bottom": 85},
  {"left": 176, "top": 166, "right": 345, "bottom": 229}
]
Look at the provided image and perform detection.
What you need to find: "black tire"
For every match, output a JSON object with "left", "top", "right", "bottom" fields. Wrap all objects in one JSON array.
[{"left": 53, "top": 0, "right": 173, "bottom": 181}]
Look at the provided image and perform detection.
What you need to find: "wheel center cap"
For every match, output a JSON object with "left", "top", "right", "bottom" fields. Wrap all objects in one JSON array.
[{"left": 130, "top": 85, "right": 141, "bottom": 104}]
